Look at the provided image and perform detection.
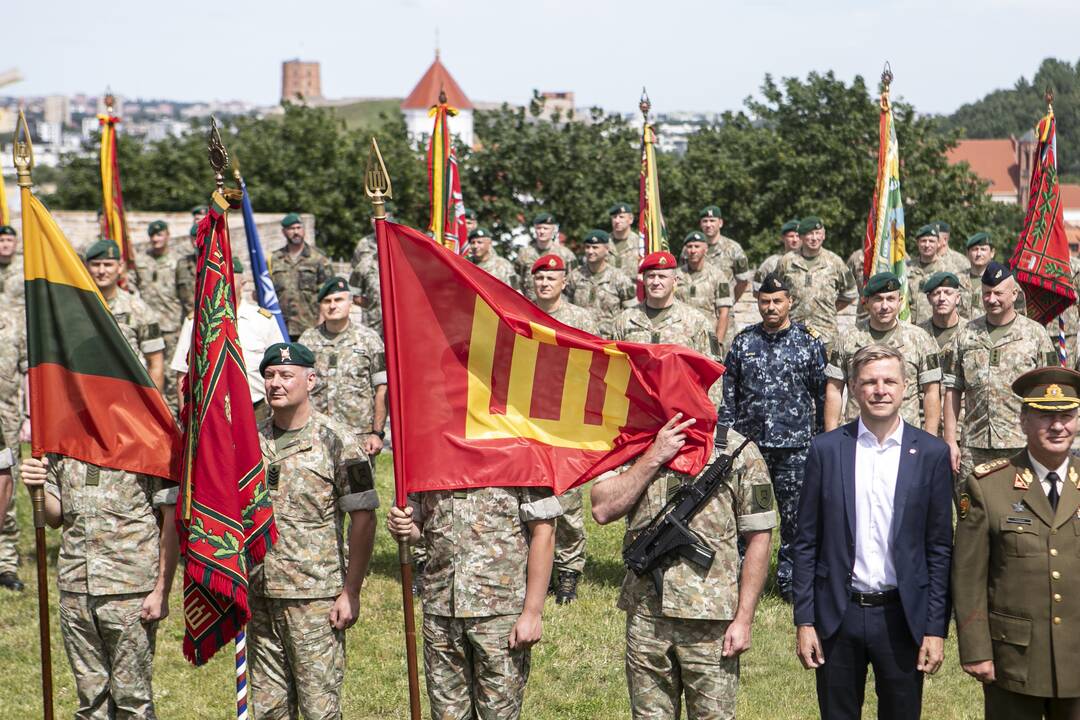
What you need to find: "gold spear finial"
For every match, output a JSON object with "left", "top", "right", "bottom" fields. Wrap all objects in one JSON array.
[
  {"left": 208, "top": 117, "right": 229, "bottom": 194},
  {"left": 232, "top": 151, "right": 243, "bottom": 184},
  {"left": 365, "top": 137, "right": 393, "bottom": 220},
  {"left": 13, "top": 109, "right": 33, "bottom": 189},
  {"left": 639, "top": 87, "right": 651, "bottom": 122},
  {"left": 439, "top": 86, "right": 447, "bottom": 105},
  {"left": 881, "top": 62, "right": 893, "bottom": 93},
  {"left": 104, "top": 87, "right": 115, "bottom": 116}
]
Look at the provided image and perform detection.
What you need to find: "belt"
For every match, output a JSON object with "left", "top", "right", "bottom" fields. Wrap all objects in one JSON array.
[{"left": 849, "top": 589, "right": 900, "bottom": 607}]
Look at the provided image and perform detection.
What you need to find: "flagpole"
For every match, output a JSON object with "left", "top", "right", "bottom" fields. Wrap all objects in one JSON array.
[
  {"left": 14, "top": 110, "right": 55, "bottom": 720},
  {"left": 366, "top": 138, "right": 422, "bottom": 720}
]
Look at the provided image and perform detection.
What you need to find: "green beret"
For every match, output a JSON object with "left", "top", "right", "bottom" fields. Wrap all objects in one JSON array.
[
  {"left": 922, "top": 271, "right": 960, "bottom": 293},
  {"left": 699, "top": 206, "right": 722, "bottom": 220},
  {"left": 147, "top": 220, "right": 168, "bottom": 236},
  {"left": 191, "top": 205, "right": 208, "bottom": 216},
  {"left": 281, "top": 213, "right": 302, "bottom": 228},
  {"left": 85, "top": 240, "right": 121, "bottom": 262},
  {"left": 317, "top": 276, "right": 352, "bottom": 301},
  {"left": 780, "top": 219, "right": 800, "bottom": 234},
  {"left": 797, "top": 216, "right": 823, "bottom": 234},
  {"left": 469, "top": 227, "right": 492, "bottom": 240},
  {"left": 982, "top": 261, "right": 1011, "bottom": 287},
  {"left": 933, "top": 220, "right": 950, "bottom": 233},
  {"left": 965, "top": 231, "right": 991, "bottom": 249},
  {"left": 232, "top": 258, "right": 244, "bottom": 274},
  {"left": 862, "top": 271, "right": 902, "bottom": 297},
  {"left": 259, "top": 342, "right": 315, "bottom": 375},
  {"left": 463, "top": 208, "right": 477, "bottom": 220},
  {"left": 683, "top": 231, "right": 708, "bottom": 245},
  {"left": 915, "top": 224, "right": 938, "bottom": 239},
  {"left": 582, "top": 229, "right": 610, "bottom": 244},
  {"left": 608, "top": 202, "right": 634, "bottom": 216},
  {"left": 189, "top": 223, "right": 198, "bottom": 237},
  {"left": 0, "top": 225, "right": 16, "bottom": 237},
  {"left": 532, "top": 212, "right": 556, "bottom": 226}
]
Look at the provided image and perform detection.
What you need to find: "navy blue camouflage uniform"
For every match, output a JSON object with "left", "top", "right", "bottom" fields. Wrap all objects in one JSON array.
[{"left": 719, "top": 321, "right": 826, "bottom": 597}]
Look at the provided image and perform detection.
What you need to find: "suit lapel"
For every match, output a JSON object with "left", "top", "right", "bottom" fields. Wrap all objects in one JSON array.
[
  {"left": 1052, "top": 460, "right": 1080, "bottom": 528},
  {"left": 1016, "top": 453, "right": 1055, "bottom": 528},
  {"left": 891, "top": 424, "right": 917, "bottom": 543},
  {"left": 841, "top": 421, "right": 857, "bottom": 540}
]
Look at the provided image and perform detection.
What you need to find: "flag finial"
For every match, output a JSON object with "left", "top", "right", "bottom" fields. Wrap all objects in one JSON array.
[
  {"left": 208, "top": 117, "right": 230, "bottom": 195},
  {"left": 881, "top": 62, "right": 893, "bottom": 92},
  {"left": 13, "top": 109, "right": 33, "bottom": 189},
  {"left": 1046, "top": 86, "right": 1055, "bottom": 112},
  {"left": 365, "top": 137, "right": 393, "bottom": 220},
  {"left": 639, "top": 87, "right": 651, "bottom": 122},
  {"left": 104, "top": 88, "right": 115, "bottom": 116}
]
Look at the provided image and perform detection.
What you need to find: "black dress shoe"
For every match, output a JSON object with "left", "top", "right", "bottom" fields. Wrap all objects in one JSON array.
[{"left": 0, "top": 572, "right": 24, "bottom": 592}]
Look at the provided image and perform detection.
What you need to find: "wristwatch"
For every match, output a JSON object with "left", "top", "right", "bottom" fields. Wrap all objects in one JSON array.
[{"left": 370, "top": 430, "right": 386, "bottom": 440}]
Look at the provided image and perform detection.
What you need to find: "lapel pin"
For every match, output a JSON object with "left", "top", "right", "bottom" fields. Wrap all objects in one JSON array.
[{"left": 909, "top": 448, "right": 917, "bottom": 454}]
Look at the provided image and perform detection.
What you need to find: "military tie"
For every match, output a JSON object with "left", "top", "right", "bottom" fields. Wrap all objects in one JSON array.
[{"left": 1046, "top": 471, "right": 1061, "bottom": 511}]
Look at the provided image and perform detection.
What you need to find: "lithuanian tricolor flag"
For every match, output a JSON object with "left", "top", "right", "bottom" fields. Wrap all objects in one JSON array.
[{"left": 22, "top": 185, "right": 181, "bottom": 479}]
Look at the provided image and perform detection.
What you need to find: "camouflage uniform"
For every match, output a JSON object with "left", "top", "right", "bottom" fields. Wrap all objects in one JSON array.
[
  {"left": 965, "top": 267, "right": 987, "bottom": 319},
  {"left": 134, "top": 245, "right": 184, "bottom": 415},
  {"left": 825, "top": 320, "right": 942, "bottom": 427},
  {"left": 106, "top": 290, "right": 165, "bottom": 367},
  {"left": 514, "top": 242, "right": 575, "bottom": 299},
  {"left": 472, "top": 252, "right": 520, "bottom": 291},
  {"left": 250, "top": 412, "right": 377, "bottom": 720},
  {"left": 566, "top": 263, "right": 636, "bottom": 339},
  {"left": 298, "top": 323, "right": 387, "bottom": 435},
  {"left": 174, "top": 251, "right": 198, "bottom": 319},
  {"left": 720, "top": 322, "right": 826, "bottom": 597},
  {"left": 540, "top": 301, "right": 598, "bottom": 578},
  {"left": 676, "top": 261, "right": 736, "bottom": 354},
  {"left": 611, "top": 301, "right": 714, "bottom": 357},
  {"left": 411, "top": 487, "right": 562, "bottom": 720},
  {"left": 0, "top": 256, "right": 23, "bottom": 294},
  {"left": 704, "top": 235, "right": 752, "bottom": 288},
  {"left": 940, "top": 247, "right": 971, "bottom": 277},
  {"left": 44, "top": 458, "right": 175, "bottom": 720},
  {"left": 608, "top": 232, "right": 642, "bottom": 274},
  {"left": 618, "top": 429, "right": 777, "bottom": 720},
  {"left": 918, "top": 318, "right": 962, "bottom": 356},
  {"left": 0, "top": 311, "right": 25, "bottom": 577},
  {"left": 270, "top": 244, "right": 333, "bottom": 339},
  {"left": 944, "top": 314, "right": 1058, "bottom": 487},
  {"left": 349, "top": 234, "right": 382, "bottom": 334},
  {"left": 1040, "top": 256, "right": 1080, "bottom": 368},
  {"left": 776, "top": 249, "right": 858, "bottom": 351},
  {"left": 754, "top": 253, "right": 784, "bottom": 292}
]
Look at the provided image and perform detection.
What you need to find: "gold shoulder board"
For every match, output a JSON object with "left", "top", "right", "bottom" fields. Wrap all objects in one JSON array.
[{"left": 972, "top": 457, "right": 1010, "bottom": 478}]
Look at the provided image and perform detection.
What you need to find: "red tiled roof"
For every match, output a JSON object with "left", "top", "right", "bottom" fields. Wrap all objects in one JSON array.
[
  {"left": 1062, "top": 183, "right": 1080, "bottom": 211},
  {"left": 946, "top": 139, "right": 1018, "bottom": 195},
  {"left": 401, "top": 53, "right": 472, "bottom": 110}
]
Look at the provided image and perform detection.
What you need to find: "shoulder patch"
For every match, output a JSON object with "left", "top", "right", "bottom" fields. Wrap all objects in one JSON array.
[
  {"left": 958, "top": 493, "right": 970, "bottom": 519},
  {"left": 973, "top": 457, "right": 1010, "bottom": 478},
  {"left": 258, "top": 307, "right": 273, "bottom": 318}
]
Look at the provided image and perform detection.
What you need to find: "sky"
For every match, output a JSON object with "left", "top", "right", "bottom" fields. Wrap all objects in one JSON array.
[{"left": 8, "top": 0, "right": 1080, "bottom": 116}]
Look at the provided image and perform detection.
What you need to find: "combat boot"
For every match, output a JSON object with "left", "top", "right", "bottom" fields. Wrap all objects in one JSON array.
[{"left": 555, "top": 571, "right": 579, "bottom": 605}]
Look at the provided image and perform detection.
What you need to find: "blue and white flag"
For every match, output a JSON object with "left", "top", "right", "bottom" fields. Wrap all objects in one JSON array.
[{"left": 239, "top": 180, "right": 288, "bottom": 341}]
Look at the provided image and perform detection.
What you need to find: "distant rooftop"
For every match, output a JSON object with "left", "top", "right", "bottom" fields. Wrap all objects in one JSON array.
[
  {"left": 946, "top": 138, "right": 1019, "bottom": 196},
  {"left": 401, "top": 51, "right": 473, "bottom": 111}
]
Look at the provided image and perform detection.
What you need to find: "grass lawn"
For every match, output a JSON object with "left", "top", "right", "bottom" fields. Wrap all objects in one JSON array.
[{"left": 0, "top": 454, "right": 984, "bottom": 718}]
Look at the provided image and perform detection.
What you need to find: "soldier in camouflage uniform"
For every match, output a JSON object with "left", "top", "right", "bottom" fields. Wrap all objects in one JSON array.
[
  {"left": 906, "top": 224, "right": 971, "bottom": 325},
  {"left": 677, "top": 231, "right": 736, "bottom": 355},
  {"left": 754, "top": 219, "right": 801, "bottom": 292},
  {"left": 720, "top": 272, "right": 826, "bottom": 602},
  {"left": 386, "top": 469, "right": 561, "bottom": 719},
  {"left": 86, "top": 240, "right": 165, "bottom": 389},
  {"left": 251, "top": 343, "right": 378, "bottom": 720},
  {"left": 470, "top": 227, "right": 519, "bottom": 290},
  {"left": 0, "top": 309, "right": 25, "bottom": 591},
  {"left": 298, "top": 277, "right": 388, "bottom": 457},
  {"left": 271, "top": 213, "right": 333, "bottom": 340},
  {"left": 944, "top": 262, "right": 1059, "bottom": 490},
  {"left": 514, "top": 213, "right": 576, "bottom": 299},
  {"left": 531, "top": 254, "right": 597, "bottom": 605},
  {"left": 775, "top": 216, "right": 859, "bottom": 351},
  {"left": 697, "top": 206, "right": 752, "bottom": 302},
  {"left": 933, "top": 220, "right": 971, "bottom": 277},
  {"left": 136, "top": 220, "right": 184, "bottom": 416},
  {"left": 918, "top": 272, "right": 964, "bottom": 357},
  {"left": 611, "top": 252, "right": 714, "bottom": 357},
  {"left": 591, "top": 415, "right": 776, "bottom": 720},
  {"left": 0, "top": 224, "right": 23, "bottom": 295},
  {"left": 21, "top": 451, "right": 177, "bottom": 718},
  {"left": 566, "top": 229, "right": 636, "bottom": 339},
  {"left": 174, "top": 223, "right": 199, "bottom": 319},
  {"left": 825, "top": 272, "right": 942, "bottom": 432},
  {"left": 464, "top": 207, "right": 478, "bottom": 236},
  {"left": 607, "top": 201, "right": 643, "bottom": 273},
  {"left": 964, "top": 232, "right": 994, "bottom": 318},
  {"left": 349, "top": 218, "right": 383, "bottom": 335}
]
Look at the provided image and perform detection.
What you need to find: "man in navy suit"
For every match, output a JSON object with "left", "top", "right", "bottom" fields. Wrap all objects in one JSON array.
[{"left": 793, "top": 343, "right": 953, "bottom": 719}]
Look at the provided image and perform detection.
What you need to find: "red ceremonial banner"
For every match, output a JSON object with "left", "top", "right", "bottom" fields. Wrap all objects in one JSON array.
[{"left": 377, "top": 219, "right": 722, "bottom": 500}]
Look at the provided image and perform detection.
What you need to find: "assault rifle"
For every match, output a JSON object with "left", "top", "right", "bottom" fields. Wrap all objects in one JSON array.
[{"left": 622, "top": 436, "right": 752, "bottom": 598}]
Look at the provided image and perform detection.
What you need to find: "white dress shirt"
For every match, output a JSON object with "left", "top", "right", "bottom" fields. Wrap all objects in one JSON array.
[
  {"left": 851, "top": 417, "right": 904, "bottom": 593},
  {"left": 1027, "top": 452, "right": 1068, "bottom": 501}
]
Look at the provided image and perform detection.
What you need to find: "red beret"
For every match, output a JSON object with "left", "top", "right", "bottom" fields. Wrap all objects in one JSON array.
[
  {"left": 531, "top": 254, "right": 566, "bottom": 274},
  {"left": 639, "top": 251, "right": 677, "bottom": 273}
]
